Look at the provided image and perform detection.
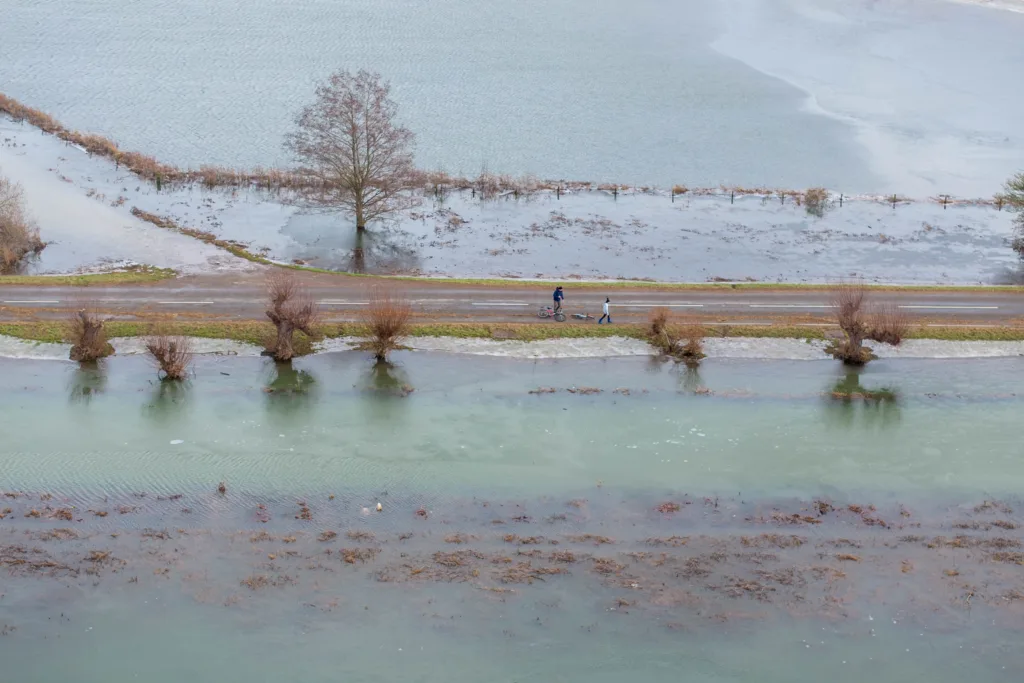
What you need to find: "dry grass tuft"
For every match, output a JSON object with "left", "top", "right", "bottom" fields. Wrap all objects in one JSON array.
[
  {"left": 145, "top": 334, "right": 194, "bottom": 380},
  {"left": 360, "top": 286, "right": 412, "bottom": 362},
  {"left": 67, "top": 309, "right": 113, "bottom": 362},
  {"left": 804, "top": 187, "right": 830, "bottom": 218},
  {"left": 0, "top": 171, "right": 45, "bottom": 271}
]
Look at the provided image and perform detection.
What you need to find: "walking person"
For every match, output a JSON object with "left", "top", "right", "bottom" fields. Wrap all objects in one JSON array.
[
  {"left": 553, "top": 286, "right": 565, "bottom": 315},
  {"left": 598, "top": 297, "right": 612, "bottom": 324}
]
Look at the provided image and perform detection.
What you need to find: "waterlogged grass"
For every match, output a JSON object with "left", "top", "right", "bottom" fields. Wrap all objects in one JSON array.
[
  {"left": 3, "top": 321, "right": 1024, "bottom": 345},
  {"left": 0, "top": 266, "right": 177, "bottom": 286}
]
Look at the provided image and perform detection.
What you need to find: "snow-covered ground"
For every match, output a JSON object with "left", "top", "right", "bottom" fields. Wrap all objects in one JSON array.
[
  {"left": 3, "top": 334, "right": 1024, "bottom": 362},
  {"left": 0, "top": 119, "right": 257, "bottom": 275},
  {"left": 2, "top": 114, "right": 1018, "bottom": 283}
]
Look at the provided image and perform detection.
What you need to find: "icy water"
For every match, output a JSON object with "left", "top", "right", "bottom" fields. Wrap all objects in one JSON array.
[
  {"left": 1, "top": 352, "right": 1024, "bottom": 681},
  {"left": 3, "top": 0, "right": 1023, "bottom": 194}
]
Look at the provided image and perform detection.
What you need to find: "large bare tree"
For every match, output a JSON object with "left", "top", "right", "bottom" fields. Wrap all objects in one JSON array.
[{"left": 285, "top": 70, "right": 418, "bottom": 232}]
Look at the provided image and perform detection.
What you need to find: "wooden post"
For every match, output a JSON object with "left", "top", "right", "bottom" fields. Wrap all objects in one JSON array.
[
  {"left": 613, "top": 187, "right": 618, "bottom": 200},
  {"left": 891, "top": 194, "right": 897, "bottom": 209},
  {"left": 730, "top": 191, "right": 734, "bottom": 205},
  {"left": 671, "top": 189, "right": 674, "bottom": 203},
  {"left": 942, "top": 195, "right": 947, "bottom": 209}
]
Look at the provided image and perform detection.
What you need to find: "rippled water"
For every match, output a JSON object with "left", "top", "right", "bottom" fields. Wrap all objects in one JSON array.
[{"left": 2, "top": 352, "right": 1023, "bottom": 497}]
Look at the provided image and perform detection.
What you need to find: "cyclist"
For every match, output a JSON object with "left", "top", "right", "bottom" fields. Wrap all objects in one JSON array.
[{"left": 552, "top": 286, "right": 564, "bottom": 315}]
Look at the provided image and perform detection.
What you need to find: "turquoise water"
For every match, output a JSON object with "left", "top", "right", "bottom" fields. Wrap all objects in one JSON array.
[{"left": 1, "top": 352, "right": 1023, "bottom": 682}]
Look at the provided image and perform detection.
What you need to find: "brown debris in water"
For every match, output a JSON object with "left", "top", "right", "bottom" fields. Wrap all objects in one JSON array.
[
  {"left": 656, "top": 502, "right": 681, "bottom": 513},
  {"left": 346, "top": 530, "right": 374, "bottom": 542},
  {"left": 835, "top": 553, "right": 862, "bottom": 562},
  {"left": 646, "top": 536, "right": 690, "bottom": 547},
  {"left": 740, "top": 534, "right": 804, "bottom": 549},
  {"left": 318, "top": 531, "right": 337, "bottom": 542},
  {"left": 240, "top": 574, "right": 295, "bottom": 591},
  {"left": 991, "top": 552, "right": 1024, "bottom": 565},
  {"left": 250, "top": 531, "right": 274, "bottom": 543},
  {"left": 498, "top": 562, "right": 568, "bottom": 584},
  {"left": 25, "top": 509, "right": 41, "bottom": 518},
  {"left": 549, "top": 550, "right": 577, "bottom": 563},
  {"left": 503, "top": 534, "right": 546, "bottom": 545},
  {"left": 341, "top": 548, "right": 380, "bottom": 564},
  {"left": 528, "top": 387, "right": 558, "bottom": 394},
  {"left": 37, "top": 528, "right": 78, "bottom": 542},
  {"left": 592, "top": 557, "right": 627, "bottom": 575},
  {"left": 566, "top": 534, "right": 614, "bottom": 545},
  {"left": 296, "top": 505, "right": 313, "bottom": 521},
  {"left": 217, "top": 482, "right": 227, "bottom": 495},
  {"left": 0, "top": 507, "right": 11, "bottom": 519},
  {"left": 567, "top": 387, "right": 602, "bottom": 395},
  {"left": 51, "top": 508, "right": 74, "bottom": 521}
]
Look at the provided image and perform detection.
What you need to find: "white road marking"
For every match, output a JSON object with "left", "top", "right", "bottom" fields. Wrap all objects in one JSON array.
[
  {"left": 471, "top": 302, "right": 529, "bottom": 307},
  {"left": 747, "top": 304, "right": 833, "bottom": 309},
  {"left": 898, "top": 305, "right": 998, "bottom": 310},
  {"left": 318, "top": 301, "right": 369, "bottom": 305},
  {"left": 156, "top": 301, "right": 214, "bottom": 305},
  {"left": 617, "top": 303, "right": 704, "bottom": 308},
  {"left": 2, "top": 300, "right": 60, "bottom": 304}
]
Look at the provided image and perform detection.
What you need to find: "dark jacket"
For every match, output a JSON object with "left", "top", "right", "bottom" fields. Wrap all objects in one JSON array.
[{"left": 553, "top": 289, "right": 564, "bottom": 302}]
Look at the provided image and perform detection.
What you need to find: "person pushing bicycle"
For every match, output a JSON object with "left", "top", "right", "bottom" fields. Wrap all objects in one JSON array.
[{"left": 552, "top": 286, "right": 564, "bottom": 315}]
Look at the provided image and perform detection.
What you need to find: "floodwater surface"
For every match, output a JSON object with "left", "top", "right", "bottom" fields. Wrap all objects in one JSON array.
[{"left": 1, "top": 352, "right": 1023, "bottom": 682}]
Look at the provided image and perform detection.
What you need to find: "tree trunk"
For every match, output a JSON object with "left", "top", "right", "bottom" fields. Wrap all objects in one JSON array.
[
  {"left": 355, "top": 191, "right": 365, "bottom": 232},
  {"left": 274, "top": 321, "right": 296, "bottom": 361}
]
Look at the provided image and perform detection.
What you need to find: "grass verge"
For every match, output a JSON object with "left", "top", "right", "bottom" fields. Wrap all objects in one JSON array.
[
  {"left": 0, "top": 266, "right": 177, "bottom": 286},
  {"left": 3, "top": 321, "right": 1024, "bottom": 345}
]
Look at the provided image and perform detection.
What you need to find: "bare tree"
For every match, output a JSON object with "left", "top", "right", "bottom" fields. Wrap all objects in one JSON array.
[
  {"left": 0, "top": 170, "right": 44, "bottom": 270},
  {"left": 285, "top": 70, "right": 419, "bottom": 233},
  {"left": 68, "top": 308, "right": 113, "bottom": 362},
  {"left": 265, "top": 272, "right": 319, "bottom": 361},
  {"left": 1000, "top": 171, "right": 1024, "bottom": 258}
]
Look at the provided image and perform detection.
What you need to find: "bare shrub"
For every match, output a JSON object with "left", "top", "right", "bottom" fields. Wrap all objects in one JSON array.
[
  {"left": 285, "top": 70, "right": 420, "bottom": 232},
  {"left": 0, "top": 171, "right": 44, "bottom": 270},
  {"left": 868, "top": 303, "right": 909, "bottom": 346},
  {"left": 145, "top": 334, "right": 194, "bottom": 380},
  {"left": 360, "top": 287, "right": 412, "bottom": 362},
  {"left": 804, "top": 187, "right": 830, "bottom": 218},
  {"left": 646, "top": 308, "right": 705, "bottom": 363},
  {"left": 264, "top": 272, "right": 319, "bottom": 361},
  {"left": 827, "top": 283, "right": 873, "bottom": 365},
  {"left": 68, "top": 309, "right": 113, "bottom": 362}
]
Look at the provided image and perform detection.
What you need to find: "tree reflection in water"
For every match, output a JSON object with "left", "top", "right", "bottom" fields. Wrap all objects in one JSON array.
[
  {"left": 263, "top": 361, "right": 319, "bottom": 416},
  {"left": 143, "top": 380, "right": 190, "bottom": 421},
  {"left": 823, "top": 369, "right": 901, "bottom": 430},
  {"left": 67, "top": 362, "right": 106, "bottom": 405}
]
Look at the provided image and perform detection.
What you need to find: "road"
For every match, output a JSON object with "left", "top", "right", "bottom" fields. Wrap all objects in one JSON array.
[{"left": 1, "top": 275, "right": 1021, "bottom": 324}]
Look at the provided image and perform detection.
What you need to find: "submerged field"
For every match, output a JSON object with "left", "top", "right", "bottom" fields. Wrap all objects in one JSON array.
[{"left": 1, "top": 351, "right": 1023, "bottom": 681}]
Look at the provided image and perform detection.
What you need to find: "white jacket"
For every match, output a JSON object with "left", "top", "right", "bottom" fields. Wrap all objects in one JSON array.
[{"left": 603, "top": 302, "right": 610, "bottom": 315}]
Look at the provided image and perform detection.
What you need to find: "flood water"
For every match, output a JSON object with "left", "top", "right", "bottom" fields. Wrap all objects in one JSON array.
[
  {"left": 1, "top": 351, "right": 1023, "bottom": 681},
  {"left": 4, "top": 1, "right": 1024, "bottom": 194}
]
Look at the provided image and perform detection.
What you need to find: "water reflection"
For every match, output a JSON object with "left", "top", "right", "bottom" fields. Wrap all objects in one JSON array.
[
  {"left": 676, "top": 363, "right": 707, "bottom": 394},
  {"left": 143, "top": 380, "right": 190, "bottom": 421},
  {"left": 263, "top": 361, "right": 319, "bottom": 415},
  {"left": 822, "top": 369, "right": 901, "bottom": 429},
  {"left": 286, "top": 214, "right": 421, "bottom": 274},
  {"left": 67, "top": 362, "right": 106, "bottom": 404},
  {"left": 361, "top": 360, "right": 414, "bottom": 398}
]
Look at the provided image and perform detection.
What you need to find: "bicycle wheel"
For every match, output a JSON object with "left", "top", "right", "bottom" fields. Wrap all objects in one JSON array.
[
  {"left": 554, "top": 312, "right": 566, "bottom": 322},
  {"left": 538, "top": 308, "right": 551, "bottom": 319}
]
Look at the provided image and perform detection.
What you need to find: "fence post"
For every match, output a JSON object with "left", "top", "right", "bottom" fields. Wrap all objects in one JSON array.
[
  {"left": 839, "top": 193, "right": 843, "bottom": 208},
  {"left": 556, "top": 186, "right": 560, "bottom": 200},
  {"left": 891, "top": 194, "right": 897, "bottom": 209},
  {"left": 942, "top": 195, "right": 947, "bottom": 209},
  {"left": 613, "top": 187, "right": 618, "bottom": 200},
  {"left": 780, "top": 193, "right": 785, "bottom": 205},
  {"left": 730, "top": 191, "right": 734, "bottom": 205}
]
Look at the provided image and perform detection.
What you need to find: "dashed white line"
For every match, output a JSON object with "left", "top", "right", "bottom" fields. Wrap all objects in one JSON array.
[
  {"left": 898, "top": 305, "right": 998, "bottom": 310},
  {"left": 471, "top": 302, "right": 529, "bottom": 307},
  {"left": 318, "top": 301, "right": 369, "bottom": 305},
  {"left": 156, "top": 301, "right": 214, "bottom": 305},
  {"left": 618, "top": 303, "right": 704, "bottom": 308},
  {"left": 747, "top": 304, "right": 833, "bottom": 309}
]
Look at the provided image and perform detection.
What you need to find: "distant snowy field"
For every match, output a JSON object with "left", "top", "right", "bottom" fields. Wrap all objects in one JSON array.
[{"left": 1, "top": 116, "right": 1017, "bottom": 283}]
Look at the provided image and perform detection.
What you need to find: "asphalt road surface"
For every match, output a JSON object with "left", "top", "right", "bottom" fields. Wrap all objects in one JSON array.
[{"left": 1, "top": 275, "right": 1021, "bottom": 324}]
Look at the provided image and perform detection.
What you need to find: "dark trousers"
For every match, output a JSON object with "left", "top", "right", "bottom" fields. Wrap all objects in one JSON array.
[{"left": 598, "top": 314, "right": 611, "bottom": 324}]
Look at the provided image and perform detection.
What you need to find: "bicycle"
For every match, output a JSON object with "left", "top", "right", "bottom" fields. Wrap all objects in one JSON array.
[{"left": 538, "top": 305, "right": 566, "bottom": 322}]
